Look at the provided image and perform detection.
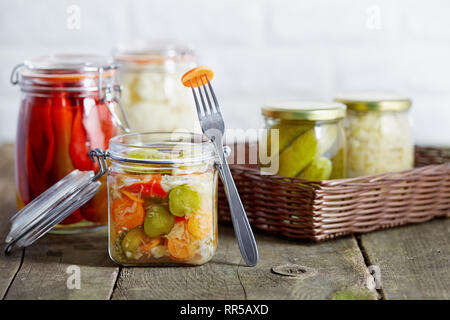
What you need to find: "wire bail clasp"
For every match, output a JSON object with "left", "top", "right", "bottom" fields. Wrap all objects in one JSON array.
[
  {"left": 10, "top": 63, "right": 25, "bottom": 85},
  {"left": 89, "top": 148, "right": 109, "bottom": 181},
  {"left": 98, "top": 67, "right": 131, "bottom": 133}
]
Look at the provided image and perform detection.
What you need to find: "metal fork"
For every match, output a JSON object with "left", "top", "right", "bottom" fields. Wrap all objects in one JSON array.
[{"left": 189, "top": 76, "right": 259, "bottom": 267}]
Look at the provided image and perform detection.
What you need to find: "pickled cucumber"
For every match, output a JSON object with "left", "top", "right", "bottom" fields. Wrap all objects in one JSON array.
[
  {"left": 124, "top": 149, "right": 173, "bottom": 174},
  {"left": 169, "top": 185, "right": 200, "bottom": 217},
  {"left": 297, "top": 157, "right": 332, "bottom": 181},
  {"left": 278, "top": 128, "right": 318, "bottom": 177},
  {"left": 121, "top": 227, "right": 147, "bottom": 259},
  {"left": 329, "top": 148, "right": 346, "bottom": 179},
  {"left": 144, "top": 205, "right": 175, "bottom": 237},
  {"left": 316, "top": 124, "right": 337, "bottom": 156},
  {"left": 266, "top": 121, "right": 313, "bottom": 156}
]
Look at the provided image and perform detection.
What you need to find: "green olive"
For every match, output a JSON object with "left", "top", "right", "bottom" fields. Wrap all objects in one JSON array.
[
  {"left": 168, "top": 185, "right": 201, "bottom": 217},
  {"left": 121, "top": 227, "right": 147, "bottom": 258},
  {"left": 144, "top": 204, "right": 175, "bottom": 237}
]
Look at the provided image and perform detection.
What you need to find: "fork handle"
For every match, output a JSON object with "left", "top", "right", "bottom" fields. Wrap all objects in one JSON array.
[{"left": 215, "top": 142, "right": 259, "bottom": 267}]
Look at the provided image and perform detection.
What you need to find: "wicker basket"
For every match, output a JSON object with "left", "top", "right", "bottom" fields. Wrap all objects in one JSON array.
[{"left": 218, "top": 145, "right": 450, "bottom": 241}]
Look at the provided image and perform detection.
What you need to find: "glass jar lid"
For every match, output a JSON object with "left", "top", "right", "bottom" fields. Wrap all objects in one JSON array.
[
  {"left": 4, "top": 170, "right": 101, "bottom": 254},
  {"left": 334, "top": 92, "right": 412, "bottom": 112},
  {"left": 262, "top": 100, "right": 346, "bottom": 121},
  {"left": 108, "top": 132, "right": 217, "bottom": 164},
  {"left": 4, "top": 151, "right": 108, "bottom": 254},
  {"left": 11, "top": 54, "right": 118, "bottom": 92}
]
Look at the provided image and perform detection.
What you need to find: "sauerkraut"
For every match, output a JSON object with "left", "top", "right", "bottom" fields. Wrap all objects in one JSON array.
[{"left": 345, "top": 109, "right": 413, "bottom": 177}]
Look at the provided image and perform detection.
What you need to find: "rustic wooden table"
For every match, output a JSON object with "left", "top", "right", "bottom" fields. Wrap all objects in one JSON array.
[{"left": 0, "top": 144, "right": 449, "bottom": 300}]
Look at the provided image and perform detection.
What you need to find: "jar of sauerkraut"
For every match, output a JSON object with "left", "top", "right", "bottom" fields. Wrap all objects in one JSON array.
[
  {"left": 334, "top": 93, "right": 414, "bottom": 177},
  {"left": 113, "top": 41, "right": 200, "bottom": 133},
  {"left": 261, "top": 101, "right": 347, "bottom": 180},
  {"left": 107, "top": 132, "right": 218, "bottom": 266}
]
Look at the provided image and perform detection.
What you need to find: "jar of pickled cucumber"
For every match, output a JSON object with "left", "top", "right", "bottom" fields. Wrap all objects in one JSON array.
[
  {"left": 107, "top": 132, "right": 218, "bottom": 266},
  {"left": 261, "top": 101, "right": 347, "bottom": 180},
  {"left": 113, "top": 41, "right": 201, "bottom": 133},
  {"left": 334, "top": 93, "right": 413, "bottom": 177}
]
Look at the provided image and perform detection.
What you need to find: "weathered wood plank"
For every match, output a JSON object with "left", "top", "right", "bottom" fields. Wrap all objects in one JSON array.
[
  {"left": 4, "top": 229, "right": 119, "bottom": 300},
  {"left": 112, "top": 227, "right": 246, "bottom": 300},
  {"left": 112, "top": 226, "right": 377, "bottom": 300},
  {"left": 360, "top": 218, "right": 450, "bottom": 300},
  {"left": 0, "top": 144, "right": 119, "bottom": 300},
  {"left": 0, "top": 144, "right": 23, "bottom": 299},
  {"left": 236, "top": 229, "right": 377, "bottom": 300}
]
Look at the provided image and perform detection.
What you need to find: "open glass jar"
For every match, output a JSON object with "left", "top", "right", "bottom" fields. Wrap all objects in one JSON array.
[
  {"left": 107, "top": 132, "right": 219, "bottom": 266},
  {"left": 113, "top": 41, "right": 200, "bottom": 133},
  {"left": 335, "top": 93, "right": 414, "bottom": 177},
  {"left": 261, "top": 101, "right": 347, "bottom": 180},
  {"left": 11, "top": 54, "right": 125, "bottom": 233}
]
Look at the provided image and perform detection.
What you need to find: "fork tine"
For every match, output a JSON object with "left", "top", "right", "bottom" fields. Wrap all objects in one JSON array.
[
  {"left": 200, "top": 74, "right": 216, "bottom": 113},
  {"left": 206, "top": 78, "right": 222, "bottom": 114},
  {"left": 189, "top": 80, "right": 204, "bottom": 119},
  {"left": 195, "top": 77, "right": 210, "bottom": 115}
]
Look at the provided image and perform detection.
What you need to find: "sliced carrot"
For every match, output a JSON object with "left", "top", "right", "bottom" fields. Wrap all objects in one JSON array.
[
  {"left": 187, "top": 210, "right": 213, "bottom": 240},
  {"left": 167, "top": 237, "right": 196, "bottom": 261},
  {"left": 139, "top": 236, "right": 161, "bottom": 254},
  {"left": 111, "top": 196, "right": 145, "bottom": 231},
  {"left": 181, "top": 66, "right": 214, "bottom": 88}
]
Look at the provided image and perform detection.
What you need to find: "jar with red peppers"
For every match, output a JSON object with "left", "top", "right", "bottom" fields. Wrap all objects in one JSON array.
[{"left": 11, "top": 54, "right": 127, "bottom": 233}]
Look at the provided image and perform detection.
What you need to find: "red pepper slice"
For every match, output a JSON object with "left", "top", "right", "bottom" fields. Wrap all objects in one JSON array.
[
  {"left": 69, "top": 106, "right": 94, "bottom": 171},
  {"left": 59, "top": 209, "right": 84, "bottom": 225},
  {"left": 51, "top": 94, "right": 76, "bottom": 180},
  {"left": 26, "top": 97, "right": 55, "bottom": 198},
  {"left": 96, "top": 101, "right": 117, "bottom": 148},
  {"left": 122, "top": 175, "right": 168, "bottom": 198},
  {"left": 174, "top": 216, "right": 186, "bottom": 223}
]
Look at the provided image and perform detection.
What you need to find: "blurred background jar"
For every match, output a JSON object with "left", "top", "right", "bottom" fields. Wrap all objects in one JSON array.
[
  {"left": 113, "top": 41, "right": 200, "bottom": 133},
  {"left": 335, "top": 93, "right": 414, "bottom": 178},
  {"left": 261, "top": 101, "right": 347, "bottom": 180},
  {"left": 11, "top": 54, "right": 122, "bottom": 233}
]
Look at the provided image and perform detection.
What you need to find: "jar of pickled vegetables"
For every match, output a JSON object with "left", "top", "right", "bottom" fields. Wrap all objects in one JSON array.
[
  {"left": 11, "top": 54, "right": 124, "bottom": 233},
  {"left": 334, "top": 93, "right": 413, "bottom": 177},
  {"left": 107, "top": 132, "right": 218, "bottom": 266},
  {"left": 113, "top": 41, "right": 201, "bottom": 133},
  {"left": 261, "top": 101, "right": 347, "bottom": 180}
]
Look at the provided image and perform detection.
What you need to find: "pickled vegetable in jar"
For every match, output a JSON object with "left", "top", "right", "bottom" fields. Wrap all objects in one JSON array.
[
  {"left": 113, "top": 41, "right": 201, "bottom": 133},
  {"left": 12, "top": 55, "right": 122, "bottom": 233},
  {"left": 335, "top": 93, "right": 414, "bottom": 177},
  {"left": 261, "top": 101, "right": 347, "bottom": 180},
  {"left": 107, "top": 132, "right": 218, "bottom": 266}
]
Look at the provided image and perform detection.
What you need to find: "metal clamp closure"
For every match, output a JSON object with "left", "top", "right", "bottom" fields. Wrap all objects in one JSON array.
[{"left": 89, "top": 149, "right": 109, "bottom": 181}]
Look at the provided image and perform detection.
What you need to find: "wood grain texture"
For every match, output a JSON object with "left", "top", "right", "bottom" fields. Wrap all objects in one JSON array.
[
  {"left": 4, "top": 228, "right": 119, "bottom": 300},
  {"left": 0, "top": 144, "right": 119, "bottom": 300},
  {"left": 113, "top": 226, "right": 377, "bottom": 300},
  {"left": 0, "top": 144, "right": 23, "bottom": 299},
  {"left": 112, "top": 227, "right": 246, "bottom": 300},
  {"left": 360, "top": 218, "right": 450, "bottom": 300}
]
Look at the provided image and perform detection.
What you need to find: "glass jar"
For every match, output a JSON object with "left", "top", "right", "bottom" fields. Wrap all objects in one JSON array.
[
  {"left": 107, "top": 132, "right": 218, "bottom": 266},
  {"left": 113, "top": 41, "right": 201, "bottom": 133},
  {"left": 335, "top": 93, "right": 414, "bottom": 177},
  {"left": 11, "top": 54, "right": 123, "bottom": 233},
  {"left": 260, "top": 101, "right": 347, "bottom": 180}
]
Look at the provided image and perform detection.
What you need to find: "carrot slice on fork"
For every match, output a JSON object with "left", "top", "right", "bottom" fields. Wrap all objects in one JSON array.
[{"left": 181, "top": 66, "right": 214, "bottom": 88}]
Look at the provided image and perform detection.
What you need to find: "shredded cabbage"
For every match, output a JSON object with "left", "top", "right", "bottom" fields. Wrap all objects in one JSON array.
[{"left": 346, "top": 110, "right": 413, "bottom": 177}]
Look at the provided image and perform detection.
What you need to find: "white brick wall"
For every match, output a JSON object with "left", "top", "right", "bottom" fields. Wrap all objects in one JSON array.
[{"left": 0, "top": 0, "right": 449, "bottom": 145}]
